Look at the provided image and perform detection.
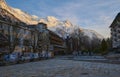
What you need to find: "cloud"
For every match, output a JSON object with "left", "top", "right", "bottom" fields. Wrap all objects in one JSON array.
[
  {"left": 80, "top": 15, "right": 113, "bottom": 38},
  {"left": 52, "top": 0, "right": 120, "bottom": 38}
]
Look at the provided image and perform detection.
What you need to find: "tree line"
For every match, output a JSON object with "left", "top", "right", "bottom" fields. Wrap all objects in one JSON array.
[{"left": 65, "top": 29, "right": 111, "bottom": 55}]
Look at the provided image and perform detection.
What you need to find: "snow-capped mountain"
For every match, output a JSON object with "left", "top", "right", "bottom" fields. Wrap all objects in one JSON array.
[
  {"left": 0, "top": 0, "right": 38, "bottom": 25},
  {"left": 0, "top": 0, "right": 104, "bottom": 40},
  {"left": 82, "top": 29, "right": 103, "bottom": 39},
  {"left": 0, "top": 1, "right": 23, "bottom": 24},
  {"left": 39, "top": 16, "right": 104, "bottom": 39}
]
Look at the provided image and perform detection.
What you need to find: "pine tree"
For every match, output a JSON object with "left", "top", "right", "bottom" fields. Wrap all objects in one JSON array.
[{"left": 100, "top": 39, "right": 108, "bottom": 55}]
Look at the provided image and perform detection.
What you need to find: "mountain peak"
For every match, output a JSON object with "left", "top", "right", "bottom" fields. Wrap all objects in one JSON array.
[
  {"left": 0, "top": 0, "right": 8, "bottom": 9},
  {"left": 47, "top": 16, "right": 58, "bottom": 22},
  {"left": 39, "top": 16, "right": 59, "bottom": 27},
  {"left": 64, "top": 20, "right": 73, "bottom": 28},
  {"left": 0, "top": 0, "right": 5, "bottom": 3},
  {"left": 0, "top": 1, "right": 104, "bottom": 40},
  {"left": 0, "top": 0, "right": 38, "bottom": 25}
]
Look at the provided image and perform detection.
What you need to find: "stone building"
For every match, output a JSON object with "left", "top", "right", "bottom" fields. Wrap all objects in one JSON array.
[{"left": 110, "top": 13, "right": 120, "bottom": 52}]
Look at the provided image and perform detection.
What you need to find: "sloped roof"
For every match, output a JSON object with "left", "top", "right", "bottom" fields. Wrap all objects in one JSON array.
[{"left": 110, "top": 13, "right": 120, "bottom": 28}]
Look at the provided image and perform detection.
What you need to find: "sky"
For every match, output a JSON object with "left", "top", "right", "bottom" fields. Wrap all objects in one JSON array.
[{"left": 6, "top": 0, "right": 120, "bottom": 38}]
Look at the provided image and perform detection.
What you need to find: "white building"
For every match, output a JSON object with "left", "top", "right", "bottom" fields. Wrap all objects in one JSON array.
[{"left": 110, "top": 13, "right": 120, "bottom": 52}]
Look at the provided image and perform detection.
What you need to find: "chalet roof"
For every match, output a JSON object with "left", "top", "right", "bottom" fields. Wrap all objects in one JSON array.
[{"left": 110, "top": 12, "right": 120, "bottom": 28}]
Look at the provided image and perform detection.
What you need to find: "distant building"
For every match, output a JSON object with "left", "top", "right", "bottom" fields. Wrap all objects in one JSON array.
[
  {"left": 29, "top": 23, "right": 66, "bottom": 55},
  {"left": 110, "top": 13, "right": 120, "bottom": 52},
  {"left": 48, "top": 30, "right": 66, "bottom": 55}
]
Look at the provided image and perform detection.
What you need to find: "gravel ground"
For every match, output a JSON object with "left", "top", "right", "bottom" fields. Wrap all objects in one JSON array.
[{"left": 0, "top": 58, "right": 120, "bottom": 77}]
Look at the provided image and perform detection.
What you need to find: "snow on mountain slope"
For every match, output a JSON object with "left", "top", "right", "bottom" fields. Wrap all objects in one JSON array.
[
  {"left": 39, "top": 16, "right": 104, "bottom": 39},
  {"left": 82, "top": 29, "right": 104, "bottom": 39},
  {"left": 39, "top": 16, "right": 60, "bottom": 28},
  {"left": 0, "top": 0, "right": 38, "bottom": 25},
  {"left": 0, "top": 0, "right": 104, "bottom": 40}
]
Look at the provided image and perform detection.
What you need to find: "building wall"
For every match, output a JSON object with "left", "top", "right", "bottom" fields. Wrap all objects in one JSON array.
[
  {"left": 0, "top": 20, "right": 66, "bottom": 56},
  {"left": 111, "top": 25, "right": 120, "bottom": 48},
  {"left": 49, "top": 30, "right": 66, "bottom": 55},
  {"left": 0, "top": 20, "right": 39, "bottom": 53},
  {"left": 110, "top": 13, "right": 120, "bottom": 52}
]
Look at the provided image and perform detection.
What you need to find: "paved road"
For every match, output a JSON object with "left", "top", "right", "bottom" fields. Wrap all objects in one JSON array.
[{"left": 0, "top": 58, "right": 120, "bottom": 77}]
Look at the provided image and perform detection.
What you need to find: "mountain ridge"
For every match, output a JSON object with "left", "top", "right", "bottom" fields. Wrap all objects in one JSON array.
[
  {"left": 39, "top": 16, "right": 104, "bottom": 39},
  {"left": 0, "top": 0, "right": 104, "bottom": 40}
]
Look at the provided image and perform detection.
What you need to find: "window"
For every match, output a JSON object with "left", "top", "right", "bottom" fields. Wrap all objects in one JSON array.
[
  {"left": 118, "top": 30, "right": 120, "bottom": 33},
  {"left": 0, "top": 25, "right": 3, "bottom": 30},
  {"left": 118, "top": 35, "right": 120, "bottom": 39},
  {"left": 114, "top": 38, "right": 117, "bottom": 42}
]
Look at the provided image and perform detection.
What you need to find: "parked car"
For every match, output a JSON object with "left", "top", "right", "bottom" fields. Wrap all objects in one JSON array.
[
  {"left": 4, "top": 54, "right": 9, "bottom": 61},
  {"left": 29, "top": 53, "right": 34, "bottom": 61},
  {"left": 9, "top": 52, "right": 20, "bottom": 64},
  {"left": 48, "top": 52, "right": 54, "bottom": 58},
  {"left": 21, "top": 53, "right": 31, "bottom": 62},
  {"left": 39, "top": 52, "right": 43, "bottom": 60},
  {"left": 33, "top": 53, "right": 39, "bottom": 61},
  {"left": 41, "top": 51, "right": 48, "bottom": 59}
]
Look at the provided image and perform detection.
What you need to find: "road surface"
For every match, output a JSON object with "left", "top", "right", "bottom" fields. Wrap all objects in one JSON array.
[{"left": 0, "top": 58, "right": 120, "bottom": 77}]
